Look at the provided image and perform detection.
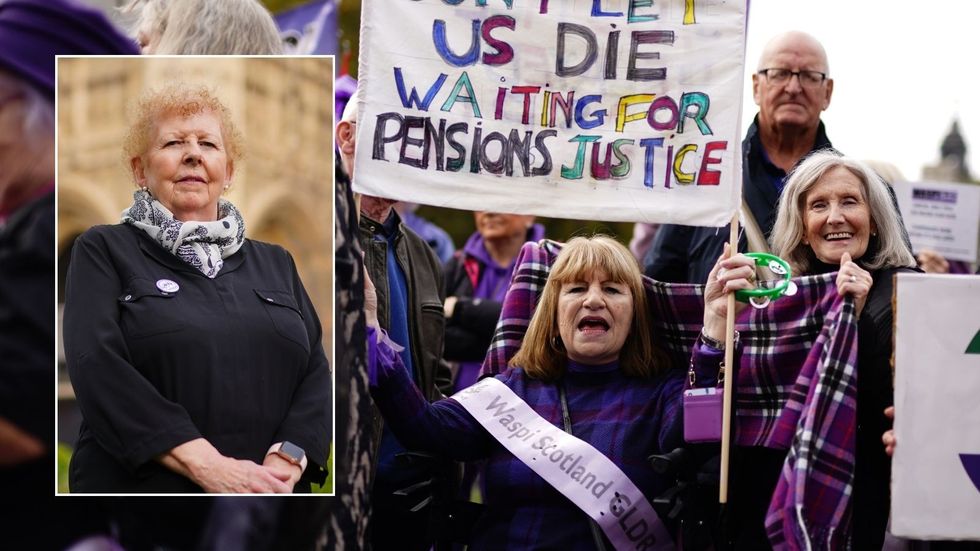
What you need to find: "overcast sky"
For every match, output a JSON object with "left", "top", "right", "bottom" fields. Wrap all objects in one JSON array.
[{"left": 741, "top": 0, "right": 978, "bottom": 182}]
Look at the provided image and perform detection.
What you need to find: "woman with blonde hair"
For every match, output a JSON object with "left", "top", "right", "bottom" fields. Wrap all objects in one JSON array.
[{"left": 365, "top": 234, "right": 749, "bottom": 549}]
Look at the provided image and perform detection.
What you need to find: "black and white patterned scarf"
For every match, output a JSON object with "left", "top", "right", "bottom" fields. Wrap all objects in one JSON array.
[{"left": 121, "top": 189, "right": 245, "bottom": 278}]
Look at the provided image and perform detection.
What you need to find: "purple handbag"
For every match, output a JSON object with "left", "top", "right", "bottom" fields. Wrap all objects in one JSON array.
[{"left": 683, "top": 353, "right": 724, "bottom": 443}]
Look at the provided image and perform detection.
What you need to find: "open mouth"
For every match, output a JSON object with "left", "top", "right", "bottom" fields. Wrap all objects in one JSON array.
[
  {"left": 824, "top": 232, "right": 853, "bottom": 241},
  {"left": 578, "top": 316, "right": 609, "bottom": 334}
]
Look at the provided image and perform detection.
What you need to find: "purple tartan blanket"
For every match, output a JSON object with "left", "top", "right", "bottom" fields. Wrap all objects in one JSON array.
[{"left": 481, "top": 240, "right": 859, "bottom": 549}]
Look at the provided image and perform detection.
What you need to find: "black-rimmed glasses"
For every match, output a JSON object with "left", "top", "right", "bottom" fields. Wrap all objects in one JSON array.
[{"left": 758, "top": 68, "right": 827, "bottom": 88}]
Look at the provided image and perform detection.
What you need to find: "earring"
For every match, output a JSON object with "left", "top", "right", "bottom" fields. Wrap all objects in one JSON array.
[{"left": 551, "top": 336, "right": 564, "bottom": 350}]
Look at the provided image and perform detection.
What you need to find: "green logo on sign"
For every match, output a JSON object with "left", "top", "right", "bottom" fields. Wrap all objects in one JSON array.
[{"left": 968, "top": 330, "right": 980, "bottom": 354}]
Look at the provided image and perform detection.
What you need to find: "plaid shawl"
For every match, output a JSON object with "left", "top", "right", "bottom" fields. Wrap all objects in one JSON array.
[{"left": 481, "top": 240, "right": 859, "bottom": 549}]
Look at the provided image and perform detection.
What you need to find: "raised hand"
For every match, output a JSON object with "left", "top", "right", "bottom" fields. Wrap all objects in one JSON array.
[{"left": 835, "top": 251, "right": 872, "bottom": 316}]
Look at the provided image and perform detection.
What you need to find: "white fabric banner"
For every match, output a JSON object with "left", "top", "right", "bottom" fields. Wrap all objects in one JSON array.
[
  {"left": 355, "top": 0, "right": 746, "bottom": 225},
  {"left": 453, "top": 377, "right": 673, "bottom": 550},
  {"left": 892, "top": 273, "right": 980, "bottom": 540}
]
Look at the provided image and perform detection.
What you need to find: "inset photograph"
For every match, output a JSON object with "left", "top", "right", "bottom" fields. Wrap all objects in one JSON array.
[{"left": 56, "top": 56, "right": 334, "bottom": 494}]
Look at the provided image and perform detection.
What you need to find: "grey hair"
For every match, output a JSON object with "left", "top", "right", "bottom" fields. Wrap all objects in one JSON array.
[
  {"left": 126, "top": 0, "right": 284, "bottom": 55},
  {"left": 771, "top": 150, "right": 916, "bottom": 273}
]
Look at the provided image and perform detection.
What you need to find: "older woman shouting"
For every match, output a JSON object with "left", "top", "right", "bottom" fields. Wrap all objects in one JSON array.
[
  {"left": 64, "top": 84, "right": 331, "bottom": 493},
  {"left": 367, "top": 235, "right": 731, "bottom": 549}
]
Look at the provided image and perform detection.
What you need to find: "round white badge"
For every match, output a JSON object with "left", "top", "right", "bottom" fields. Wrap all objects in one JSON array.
[
  {"left": 768, "top": 260, "right": 788, "bottom": 275},
  {"left": 156, "top": 279, "right": 180, "bottom": 293}
]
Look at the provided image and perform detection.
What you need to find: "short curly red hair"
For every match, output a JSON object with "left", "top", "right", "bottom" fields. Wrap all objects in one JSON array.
[{"left": 122, "top": 83, "right": 244, "bottom": 173}]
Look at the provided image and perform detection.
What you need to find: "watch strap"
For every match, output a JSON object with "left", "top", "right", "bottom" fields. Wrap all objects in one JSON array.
[
  {"left": 266, "top": 441, "right": 308, "bottom": 473},
  {"left": 700, "top": 327, "right": 738, "bottom": 351}
]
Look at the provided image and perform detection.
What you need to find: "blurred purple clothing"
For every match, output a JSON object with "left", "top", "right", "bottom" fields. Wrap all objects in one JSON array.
[
  {"left": 450, "top": 224, "right": 545, "bottom": 392},
  {"left": 949, "top": 259, "right": 972, "bottom": 274},
  {"left": 334, "top": 74, "right": 357, "bottom": 122},
  {"left": 0, "top": 0, "right": 138, "bottom": 101},
  {"left": 464, "top": 224, "right": 545, "bottom": 304}
]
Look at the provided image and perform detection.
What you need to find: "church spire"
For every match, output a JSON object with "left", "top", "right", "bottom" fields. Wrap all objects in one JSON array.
[{"left": 938, "top": 119, "right": 970, "bottom": 181}]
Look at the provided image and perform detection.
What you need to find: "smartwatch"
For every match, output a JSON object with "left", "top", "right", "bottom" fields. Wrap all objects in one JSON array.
[{"left": 268, "top": 441, "right": 307, "bottom": 471}]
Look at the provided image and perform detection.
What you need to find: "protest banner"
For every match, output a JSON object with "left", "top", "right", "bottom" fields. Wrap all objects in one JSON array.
[
  {"left": 892, "top": 273, "right": 980, "bottom": 540},
  {"left": 892, "top": 180, "right": 980, "bottom": 263},
  {"left": 355, "top": 0, "right": 747, "bottom": 225}
]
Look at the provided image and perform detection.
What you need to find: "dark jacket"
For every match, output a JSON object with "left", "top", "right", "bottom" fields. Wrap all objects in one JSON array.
[
  {"left": 443, "top": 257, "right": 503, "bottom": 363},
  {"left": 852, "top": 265, "right": 917, "bottom": 550},
  {"left": 64, "top": 223, "right": 331, "bottom": 492},
  {"left": 0, "top": 191, "right": 55, "bottom": 498},
  {"left": 358, "top": 211, "right": 451, "bottom": 457},
  {"left": 643, "top": 117, "right": 833, "bottom": 284}
]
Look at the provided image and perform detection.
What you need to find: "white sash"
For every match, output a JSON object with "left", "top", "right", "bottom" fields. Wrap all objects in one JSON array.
[{"left": 453, "top": 377, "right": 675, "bottom": 551}]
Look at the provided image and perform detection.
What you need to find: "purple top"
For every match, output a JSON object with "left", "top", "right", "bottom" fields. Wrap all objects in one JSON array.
[
  {"left": 368, "top": 326, "right": 723, "bottom": 549},
  {"left": 464, "top": 223, "right": 546, "bottom": 303},
  {"left": 453, "top": 223, "right": 545, "bottom": 391}
]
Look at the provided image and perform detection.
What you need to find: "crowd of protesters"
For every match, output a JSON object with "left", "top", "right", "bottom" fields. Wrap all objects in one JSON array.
[{"left": 1, "top": 0, "right": 976, "bottom": 550}]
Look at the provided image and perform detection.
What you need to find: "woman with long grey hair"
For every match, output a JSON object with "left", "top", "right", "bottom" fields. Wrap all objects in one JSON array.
[{"left": 766, "top": 150, "right": 917, "bottom": 549}]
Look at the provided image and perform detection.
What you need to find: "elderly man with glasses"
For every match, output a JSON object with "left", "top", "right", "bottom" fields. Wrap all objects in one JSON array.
[{"left": 643, "top": 31, "right": 835, "bottom": 285}]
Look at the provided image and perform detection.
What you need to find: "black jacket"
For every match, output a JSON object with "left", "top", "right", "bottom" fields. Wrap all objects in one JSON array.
[
  {"left": 442, "top": 254, "right": 506, "bottom": 363},
  {"left": 0, "top": 192, "right": 55, "bottom": 501},
  {"left": 851, "top": 265, "right": 917, "bottom": 550},
  {"left": 64, "top": 223, "right": 331, "bottom": 492}
]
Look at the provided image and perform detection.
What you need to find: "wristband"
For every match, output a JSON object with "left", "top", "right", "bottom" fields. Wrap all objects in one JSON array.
[{"left": 700, "top": 327, "right": 739, "bottom": 351}]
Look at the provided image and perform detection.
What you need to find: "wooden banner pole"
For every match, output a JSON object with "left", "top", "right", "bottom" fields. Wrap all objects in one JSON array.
[{"left": 719, "top": 210, "right": 739, "bottom": 503}]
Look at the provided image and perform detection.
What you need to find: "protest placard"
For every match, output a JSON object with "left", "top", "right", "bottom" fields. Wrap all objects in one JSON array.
[
  {"left": 892, "top": 273, "right": 980, "bottom": 540},
  {"left": 892, "top": 180, "right": 980, "bottom": 263},
  {"left": 355, "top": 0, "right": 747, "bottom": 225}
]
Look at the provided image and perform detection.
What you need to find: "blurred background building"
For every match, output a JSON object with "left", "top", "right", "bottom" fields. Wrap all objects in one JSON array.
[
  {"left": 924, "top": 119, "right": 974, "bottom": 183},
  {"left": 56, "top": 57, "right": 334, "bottom": 463}
]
